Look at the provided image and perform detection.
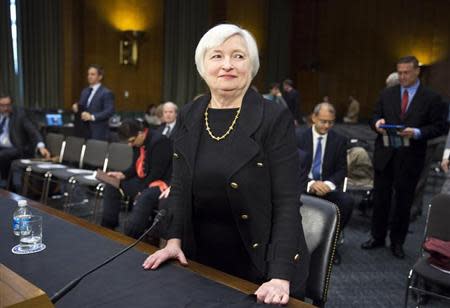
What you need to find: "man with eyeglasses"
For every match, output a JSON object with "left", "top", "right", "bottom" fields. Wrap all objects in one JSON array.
[
  {"left": 297, "top": 102, "right": 354, "bottom": 265},
  {"left": 0, "top": 94, "right": 50, "bottom": 184}
]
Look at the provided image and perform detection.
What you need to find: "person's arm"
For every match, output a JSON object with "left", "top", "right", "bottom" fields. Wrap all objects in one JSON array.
[
  {"left": 92, "top": 90, "right": 115, "bottom": 121},
  {"left": 265, "top": 108, "right": 305, "bottom": 282},
  {"left": 122, "top": 149, "right": 138, "bottom": 179},
  {"left": 418, "top": 93, "right": 448, "bottom": 140},
  {"left": 144, "top": 136, "right": 172, "bottom": 186},
  {"left": 325, "top": 136, "right": 347, "bottom": 188}
]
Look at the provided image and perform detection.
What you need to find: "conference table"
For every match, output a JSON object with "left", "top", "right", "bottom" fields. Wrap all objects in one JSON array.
[{"left": 0, "top": 189, "right": 314, "bottom": 307}]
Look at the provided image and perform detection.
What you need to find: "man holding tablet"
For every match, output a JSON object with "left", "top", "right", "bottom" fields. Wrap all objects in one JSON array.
[{"left": 361, "top": 56, "right": 447, "bottom": 258}]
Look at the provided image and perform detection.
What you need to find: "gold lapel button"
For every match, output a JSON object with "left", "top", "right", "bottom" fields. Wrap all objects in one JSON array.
[
  {"left": 252, "top": 243, "right": 259, "bottom": 249},
  {"left": 256, "top": 162, "right": 264, "bottom": 167},
  {"left": 241, "top": 214, "right": 249, "bottom": 220},
  {"left": 230, "top": 182, "right": 239, "bottom": 189},
  {"left": 173, "top": 153, "right": 179, "bottom": 159},
  {"left": 294, "top": 253, "right": 300, "bottom": 261}
]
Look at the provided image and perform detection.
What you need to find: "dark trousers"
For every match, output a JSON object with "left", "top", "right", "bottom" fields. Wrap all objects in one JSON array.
[
  {"left": 124, "top": 187, "right": 161, "bottom": 239},
  {"left": 101, "top": 177, "right": 147, "bottom": 229},
  {"left": 371, "top": 155, "right": 422, "bottom": 245},
  {"left": 0, "top": 147, "right": 20, "bottom": 180},
  {"left": 319, "top": 191, "right": 354, "bottom": 229}
]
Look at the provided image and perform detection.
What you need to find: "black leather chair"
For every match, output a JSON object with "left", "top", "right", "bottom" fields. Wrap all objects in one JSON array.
[
  {"left": 300, "top": 194, "right": 340, "bottom": 308},
  {"left": 404, "top": 193, "right": 450, "bottom": 307}
]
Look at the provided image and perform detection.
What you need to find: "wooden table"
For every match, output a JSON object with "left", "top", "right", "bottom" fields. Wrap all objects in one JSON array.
[{"left": 0, "top": 189, "right": 314, "bottom": 307}]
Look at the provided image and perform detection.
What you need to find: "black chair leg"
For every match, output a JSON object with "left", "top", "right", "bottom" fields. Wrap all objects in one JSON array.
[{"left": 404, "top": 269, "right": 413, "bottom": 308}]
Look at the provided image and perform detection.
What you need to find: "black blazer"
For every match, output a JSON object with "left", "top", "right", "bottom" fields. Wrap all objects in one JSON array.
[
  {"left": 78, "top": 85, "right": 115, "bottom": 141},
  {"left": 166, "top": 89, "right": 309, "bottom": 293},
  {"left": 297, "top": 127, "right": 347, "bottom": 188},
  {"left": 123, "top": 129, "right": 172, "bottom": 186},
  {"left": 371, "top": 84, "right": 447, "bottom": 171},
  {"left": 7, "top": 107, "right": 44, "bottom": 156}
]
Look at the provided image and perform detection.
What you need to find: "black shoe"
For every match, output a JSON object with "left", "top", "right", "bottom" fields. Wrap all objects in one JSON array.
[
  {"left": 333, "top": 251, "right": 341, "bottom": 265},
  {"left": 361, "top": 238, "right": 385, "bottom": 249},
  {"left": 391, "top": 244, "right": 405, "bottom": 259}
]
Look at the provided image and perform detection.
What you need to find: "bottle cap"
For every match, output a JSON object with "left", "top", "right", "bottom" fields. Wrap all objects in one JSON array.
[{"left": 18, "top": 200, "right": 28, "bottom": 207}]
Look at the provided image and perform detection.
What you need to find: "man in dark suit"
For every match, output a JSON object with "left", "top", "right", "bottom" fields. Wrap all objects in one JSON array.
[
  {"left": 0, "top": 94, "right": 50, "bottom": 181},
  {"left": 101, "top": 119, "right": 172, "bottom": 238},
  {"left": 297, "top": 102, "right": 354, "bottom": 264},
  {"left": 72, "top": 65, "right": 115, "bottom": 141},
  {"left": 156, "top": 101, "right": 178, "bottom": 138},
  {"left": 361, "top": 56, "right": 448, "bottom": 258},
  {"left": 283, "top": 79, "right": 301, "bottom": 125}
]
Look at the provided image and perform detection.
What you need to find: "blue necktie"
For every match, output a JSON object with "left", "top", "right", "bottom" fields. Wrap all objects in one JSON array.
[
  {"left": 312, "top": 136, "right": 323, "bottom": 180},
  {"left": 0, "top": 116, "right": 6, "bottom": 135}
]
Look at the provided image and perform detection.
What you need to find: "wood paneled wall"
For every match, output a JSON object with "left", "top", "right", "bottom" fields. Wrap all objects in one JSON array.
[
  {"left": 61, "top": 0, "right": 450, "bottom": 116},
  {"left": 62, "top": 0, "right": 164, "bottom": 111},
  {"left": 292, "top": 0, "right": 450, "bottom": 119}
]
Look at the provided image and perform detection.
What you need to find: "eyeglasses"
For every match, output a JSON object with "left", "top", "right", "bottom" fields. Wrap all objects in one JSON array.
[{"left": 317, "top": 119, "right": 335, "bottom": 125}]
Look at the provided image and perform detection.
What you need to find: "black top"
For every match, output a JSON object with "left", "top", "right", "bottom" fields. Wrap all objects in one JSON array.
[{"left": 192, "top": 108, "right": 262, "bottom": 282}]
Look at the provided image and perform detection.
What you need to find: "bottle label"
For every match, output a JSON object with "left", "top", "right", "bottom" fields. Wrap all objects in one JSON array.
[{"left": 13, "top": 216, "right": 31, "bottom": 232}]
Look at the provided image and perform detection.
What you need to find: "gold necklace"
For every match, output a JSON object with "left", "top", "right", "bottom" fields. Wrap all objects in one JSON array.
[{"left": 204, "top": 105, "right": 241, "bottom": 141}]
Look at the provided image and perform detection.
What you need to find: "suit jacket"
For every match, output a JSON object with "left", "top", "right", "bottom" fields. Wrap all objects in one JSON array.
[
  {"left": 123, "top": 129, "right": 172, "bottom": 186},
  {"left": 297, "top": 127, "right": 348, "bottom": 188},
  {"left": 283, "top": 89, "right": 300, "bottom": 121},
  {"left": 165, "top": 89, "right": 309, "bottom": 293},
  {"left": 78, "top": 85, "right": 115, "bottom": 141},
  {"left": 6, "top": 107, "right": 43, "bottom": 156},
  {"left": 371, "top": 84, "right": 447, "bottom": 172}
]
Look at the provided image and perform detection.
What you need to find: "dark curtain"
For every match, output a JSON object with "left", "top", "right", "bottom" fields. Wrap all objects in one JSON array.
[
  {"left": 19, "top": 0, "right": 62, "bottom": 109},
  {"left": 0, "top": 0, "right": 15, "bottom": 97},
  {"left": 163, "top": 0, "right": 209, "bottom": 105},
  {"left": 265, "top": 0, "right": 293, "bottom": 85}
]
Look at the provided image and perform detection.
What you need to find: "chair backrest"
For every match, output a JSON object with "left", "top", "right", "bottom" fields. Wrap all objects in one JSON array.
[
  {"left": 300, "top": 194, "right": 340, "bottom": 307},
  {"left": 61, "top": 136, "right": 85, "bottom": 167},
  {"left": 425, "top": 194, "right": 450, "bottom": 242},
  {"left": 106, "top": 142, "right": 133, "bottom": 172},
  {"left": 80, "top": 139, "right": 109, "bottom": 170},
  {"left": 45, "top": 133, "right": 64, "bottom": 157}
]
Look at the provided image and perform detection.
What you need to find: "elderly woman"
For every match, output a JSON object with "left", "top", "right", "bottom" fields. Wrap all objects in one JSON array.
[{"left": 142, "top": 24, "right": 309, "bottom": 305}]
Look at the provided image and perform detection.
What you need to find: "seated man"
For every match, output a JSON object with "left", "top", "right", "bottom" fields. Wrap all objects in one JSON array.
[
  {"left": 0, "top": 94, "right": 50, "bottom": 183},
  {"left": 297, "top": 102, "right": 354, "bottom": 264},
  {"left": 101, "top": 119, "right": 172, "bottom": 238}
]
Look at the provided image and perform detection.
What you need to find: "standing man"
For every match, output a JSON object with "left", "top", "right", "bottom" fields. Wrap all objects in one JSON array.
[
  {"left": 72, "top": 64, "right": 115, "bottom": 141},
  {"left": 157, "top": 101, "right": 178, "bottom": 138},
  {"left": 297, "top": 102, "right": 354, "bottom": 264},
  {"left": 283, "top": 79, "right": 301, "bottom": 125},
  {"left": 361, "top": 56, "right": 447, "bottom": 258},
  {"left": 0, "top": 94, "right": 50, "bottom": 180}
]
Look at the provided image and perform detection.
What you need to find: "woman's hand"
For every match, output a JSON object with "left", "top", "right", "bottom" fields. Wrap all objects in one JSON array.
[
  {"left": 142, "top": 239, "right": 188, "bottom": 270},
  {"left": 255, "top": 279, "right": 290, "bottom": 305}
]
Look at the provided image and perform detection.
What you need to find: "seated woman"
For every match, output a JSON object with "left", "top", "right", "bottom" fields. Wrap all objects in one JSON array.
[
  {"left": 101, "top": 119, "right": 172, "bottom": 238},
  {"left": 142, "top": 24, "right": 309, "bottom": 305}
]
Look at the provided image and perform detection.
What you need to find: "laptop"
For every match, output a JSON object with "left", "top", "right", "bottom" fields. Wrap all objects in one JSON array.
[{"left": 45, "top": 114, "right": 63, "bottom": 127}]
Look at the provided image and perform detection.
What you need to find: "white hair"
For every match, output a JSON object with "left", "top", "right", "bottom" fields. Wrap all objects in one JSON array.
[
  {"left": 194, "top": 24, "right": 260, "bottom": 80},
  {"left": 386, "top": 72, "right": 399, "bottom": 88},
  {"left": 163, "top": 101, "right": 178, "bottom": 113}
]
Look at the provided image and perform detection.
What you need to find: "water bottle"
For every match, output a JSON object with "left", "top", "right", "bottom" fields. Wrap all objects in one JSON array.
[{"left": 13, "top": 200, "right": 32, "bottom": 236}]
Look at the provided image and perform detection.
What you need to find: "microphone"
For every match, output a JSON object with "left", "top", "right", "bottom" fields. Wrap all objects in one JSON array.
[{"left": 50, "top": 209, "right": 167, "bottom": 304}]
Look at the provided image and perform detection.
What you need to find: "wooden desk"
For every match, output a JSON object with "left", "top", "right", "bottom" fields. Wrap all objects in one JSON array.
[{"left": 0, "top": 190, "right": 314, "bottom": 308}]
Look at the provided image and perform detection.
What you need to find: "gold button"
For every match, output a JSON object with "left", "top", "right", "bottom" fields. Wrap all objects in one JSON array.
[
  {"left": 241, "top": 214, "right": 249, "bottom": 220},
  {"left": 173, "top": 153, "right": 179, "bottom": 159},
  {"left": 294, "top": 253, "right": 300, "bottom": 261},
  {"left": 252, "top": 243, "right": 259, "bottom": 249},
  {"left": 256, "top": 162, "right": 264, "bottom": 167},
  {"left": 230, "top": 182, "right": 239, "bottom": 189}
]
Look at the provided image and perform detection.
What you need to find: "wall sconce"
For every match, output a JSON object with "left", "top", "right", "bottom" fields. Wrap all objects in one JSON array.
[{"left": 120, "top": 30, "right": 145, "bottom": 66}]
